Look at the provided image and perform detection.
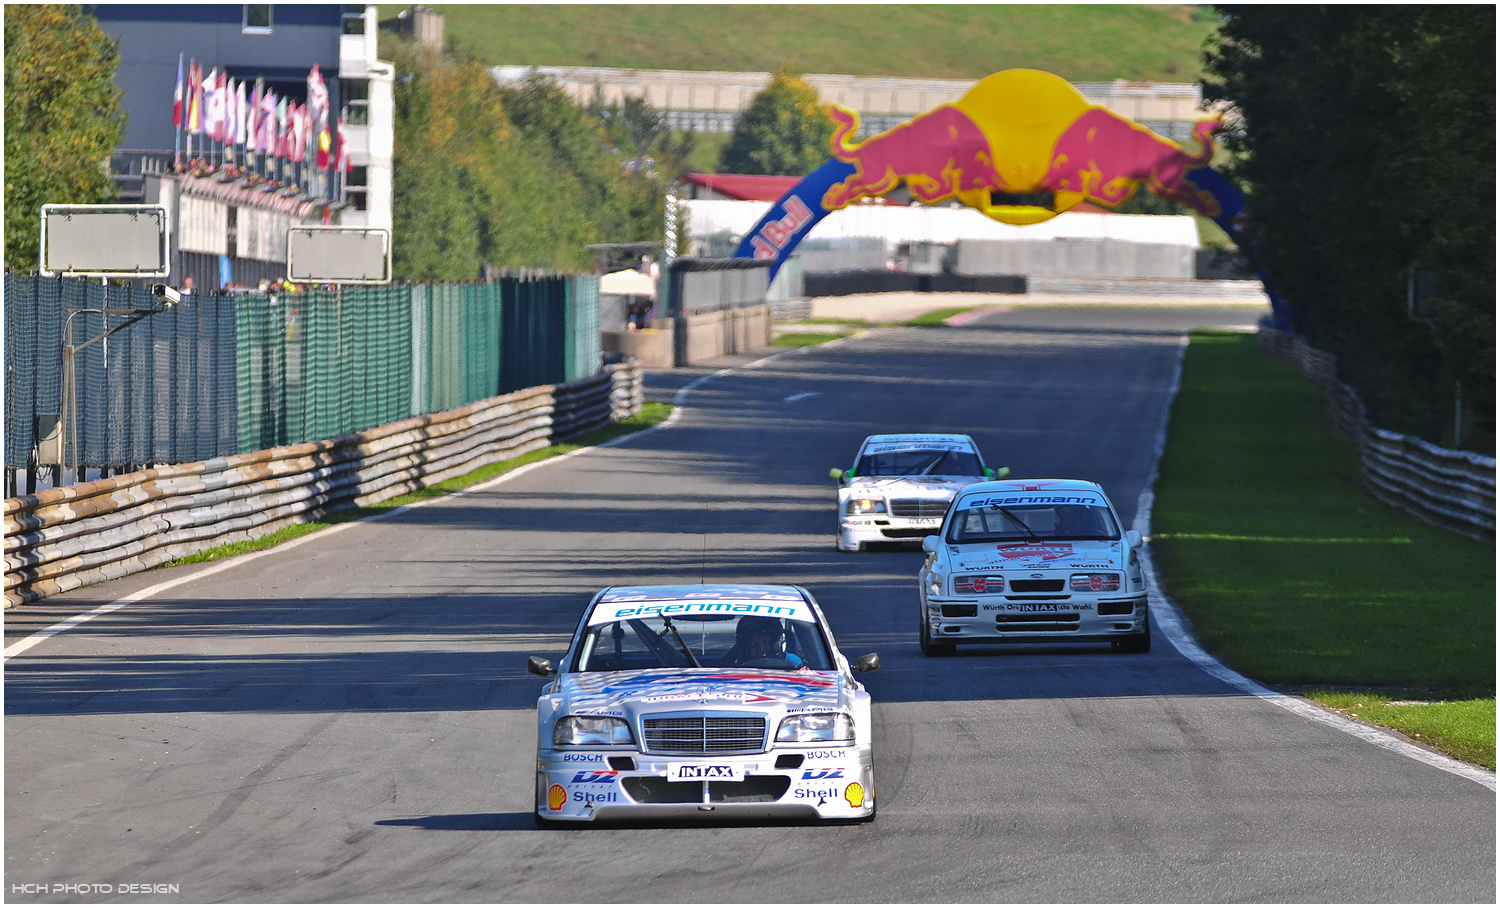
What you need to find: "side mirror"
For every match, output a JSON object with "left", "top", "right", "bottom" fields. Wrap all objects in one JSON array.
[
  {"left": 527, "top": 656, "right": 555, "bottom": 677},
  {"left": 922, "top": 535, "right": 940, "bottom": 554},
  {"left": 995, "top": 466, "right": 1010, "bottom": 479},
  {"left": 829, "top": 467, "right": 845, "bottom": 482},
  {"left": 855, "top": 653, "right": 881, "bottom": 673},
  {"left": 1124, "top": 529, "right": 1143, "bottom": 549}
]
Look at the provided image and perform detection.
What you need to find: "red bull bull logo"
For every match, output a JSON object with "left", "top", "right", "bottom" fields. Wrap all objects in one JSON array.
[
  {"left": 820, "top": 69, "right": 1222, "bottom": 225},
  {"left": 823, "top": 105, "right": 1003, "bottom": 209},
  {"left": 1043, "top": 108, "right": 1221, "bottom": 217}
]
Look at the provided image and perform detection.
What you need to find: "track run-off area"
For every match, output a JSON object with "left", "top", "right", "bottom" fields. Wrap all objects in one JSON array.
[{"left": 5, "top": 305, "right": 1493, "bottom": 902}]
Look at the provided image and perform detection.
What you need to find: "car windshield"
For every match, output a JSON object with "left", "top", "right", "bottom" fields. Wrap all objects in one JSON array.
[
  {"left": 573, "top": 615, "right": 834, "bottom": 673},
  {"left": 947, "top": 502, "right": 1120, "bottom": 543},
  {"left": 856, "top": 448, "right": 983, "bottom": 477}
]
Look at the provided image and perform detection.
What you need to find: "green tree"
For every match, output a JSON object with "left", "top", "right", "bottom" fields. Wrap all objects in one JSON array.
[
  {"left": 1203, "top": 6, "right": 1494, "bottom": 452},
  {"left": 587, "top": 87, "right": 697, "bottom": 182},
  {"left": 4, "top": 4, "right": 126, "bottom": 272},
  {"left": 384, "top": 39, "right": 666, "bottom": 279},
  {"left": 718, "top": 67, "right": 833, "bottom": 175}
]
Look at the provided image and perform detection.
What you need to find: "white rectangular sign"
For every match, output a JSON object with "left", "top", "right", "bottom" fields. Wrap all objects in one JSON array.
[
  {"left": 40, "top": 204, "right": 170, "bottom": 277},
  {"left": 286, "top": 226, "right": 391, "bottom": 284}
]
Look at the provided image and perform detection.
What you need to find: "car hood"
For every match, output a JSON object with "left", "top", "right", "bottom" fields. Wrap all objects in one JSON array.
[
  {"left": 559, "top": 668, "right": 844, "bottom": 715},
  {"left": 951, "top": 539, "right": 1124, "bottom": 571},
  {"left": 845, "top": 476, "right": 982, "bottom": 497}
]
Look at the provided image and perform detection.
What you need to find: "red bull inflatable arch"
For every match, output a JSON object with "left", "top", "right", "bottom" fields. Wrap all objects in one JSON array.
[{"left": 733, "top": 69, "right": 1276, "bottom": 317}]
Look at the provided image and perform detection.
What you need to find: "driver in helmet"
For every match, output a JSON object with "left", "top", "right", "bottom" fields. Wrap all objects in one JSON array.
[{"left": 726, "top": 617, "right": 805, "bottom": 669}]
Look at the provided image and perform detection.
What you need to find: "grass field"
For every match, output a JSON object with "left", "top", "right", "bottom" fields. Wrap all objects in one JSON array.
[
  {"left": 1152, "top": 331, "right": 1495, "bottom": 768},
  {"left": 430, "top": 4, "right": 1217, "bottom": 83},
  {"left": 772, "top": 331, "right": 851, "bottom": 347}
]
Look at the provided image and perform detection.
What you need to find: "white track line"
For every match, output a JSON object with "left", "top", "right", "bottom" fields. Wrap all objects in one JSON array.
[{"left": 1134, "top": 338, "right": 1495, "bottom": 790}]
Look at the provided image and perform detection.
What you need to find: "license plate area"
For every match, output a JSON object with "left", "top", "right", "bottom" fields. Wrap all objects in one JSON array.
[{"left": 667, "top": 763, "right": 745, "bottom": 782}]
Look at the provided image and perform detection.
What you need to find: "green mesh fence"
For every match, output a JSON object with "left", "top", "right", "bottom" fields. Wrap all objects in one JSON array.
[
  {"left": 4, "top": 275, "right": 236, "bottom": 475},
  {"left": 426, "top": 284, "right": 465, "bottom": 413},
  {"left": 6, "top": 273, "right": 601, "bottom": 481}
]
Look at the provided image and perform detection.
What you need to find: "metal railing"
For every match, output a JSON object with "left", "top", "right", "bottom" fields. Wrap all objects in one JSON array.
[{"left": 1258, "top": 327, "right": 1494, "bottom": 542}]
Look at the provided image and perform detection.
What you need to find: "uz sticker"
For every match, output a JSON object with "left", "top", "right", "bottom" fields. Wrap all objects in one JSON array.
[
  {"left": 570, "top": 770, "right": 619, "bottom": 784},
  {"left": 801, "top": 768, "right": 845, "bottom": 780}
]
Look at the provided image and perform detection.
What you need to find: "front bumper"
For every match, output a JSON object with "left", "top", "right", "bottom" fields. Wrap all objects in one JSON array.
[
  {"left": 838, "top": 515, "right": 943, "bottom": 547},
  {"left": 923, "top": 594, "right": 1148, "bottom": 643},
  {"left": 536, "top": 747, "right": 875, "bottom": 823}
]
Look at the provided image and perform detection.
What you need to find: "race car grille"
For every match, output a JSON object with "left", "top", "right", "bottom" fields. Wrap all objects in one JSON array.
[
  {"left": 1008, "top": 579, "right": 1066, "bottom": 593},
  {"left": 641, "top": 716, "right": 767, "bottom": 755},
  {"left": 623, "top": 775, "right": 790, "bottom": 804},
  {"left": 996, "top": 614, "right": 1081, "bottom": 631},
  {"left": 889, "top": 499, "right": 948, "bottom": 518}
]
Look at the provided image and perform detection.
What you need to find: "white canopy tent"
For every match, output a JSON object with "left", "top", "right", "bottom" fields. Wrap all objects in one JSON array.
[{"left": 599, "top": 268, "right": 657, "bottom": 297}]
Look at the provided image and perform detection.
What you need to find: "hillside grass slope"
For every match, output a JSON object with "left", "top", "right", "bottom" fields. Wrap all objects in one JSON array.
[{"left": 429, "top": 4, "right": 1217, "bottom": 83}]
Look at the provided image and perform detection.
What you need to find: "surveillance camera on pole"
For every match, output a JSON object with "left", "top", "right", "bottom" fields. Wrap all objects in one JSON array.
[{"left": 149, "top": 283, "right": 182, "bottom": 307}]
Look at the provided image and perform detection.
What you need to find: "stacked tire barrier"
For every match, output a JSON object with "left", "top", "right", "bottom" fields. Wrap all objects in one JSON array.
[
  {"left": 3, "top": 360, "right": 642, "bottom": 608},
  {"left": 1258, "top": 327, "right": 1495, "bottom": 543}
]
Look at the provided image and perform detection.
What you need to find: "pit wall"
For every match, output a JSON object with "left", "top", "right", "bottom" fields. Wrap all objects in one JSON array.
[{"left": 600, "top": 303, "right": 774, "bottom": 369}]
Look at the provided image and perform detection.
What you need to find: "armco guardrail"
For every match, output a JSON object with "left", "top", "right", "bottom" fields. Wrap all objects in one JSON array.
[
  {"left": 1258, "top": 327, "right": 1494, "bottom": 542},
  {"left": 3, "top": 362, "right": 642, "bottom": 608}
]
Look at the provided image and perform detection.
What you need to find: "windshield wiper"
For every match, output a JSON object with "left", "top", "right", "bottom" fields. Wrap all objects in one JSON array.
[
  {"left": 995, "top": 507, "right": 1042, "bottom": 542},
  {"left": 916, "top": 453, "right": 947, "bottom": 476},
  {"left": 660, "top": 617, "right": 700, "bottom": 667}
]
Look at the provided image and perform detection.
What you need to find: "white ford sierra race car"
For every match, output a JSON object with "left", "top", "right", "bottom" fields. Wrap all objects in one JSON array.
[
  {"left": 528, "top": 585, "right": 881, "bottom": 826},
  {"left": 917, "top": 479, "right": 1150, "bottom": 656},
  {"left": 830, "top": 434, "right": 1007, "bottom": 552}
]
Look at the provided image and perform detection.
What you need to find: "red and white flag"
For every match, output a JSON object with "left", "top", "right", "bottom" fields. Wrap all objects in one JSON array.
[
  {"left": 235, "top": 79, "right": 248, "bottom": 146},
  {"left": 202, "top": 67, "right": 222, "bottom": 140},
  {"left": 307, "top": 64, "right": 332, "bottom": 169},
  {"left": 225, "top": 78, "right": 239, "bottom": 145},
  {"left": 172, "top": 53, "right": 184, "bottom": 127},
  {"left": 336, "top": 117, "right": 351, "bottom": 173},
  {"left": 246, "top": 83, "right": 261, "bottom": 152},
  {"left": 290, "top": 103, "right": 307, "bottom": 163}
]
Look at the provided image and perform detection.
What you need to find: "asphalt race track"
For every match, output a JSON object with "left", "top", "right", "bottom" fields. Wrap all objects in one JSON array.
[{"left": 5, "top": 305, "right": 1494, "bottom": 902}]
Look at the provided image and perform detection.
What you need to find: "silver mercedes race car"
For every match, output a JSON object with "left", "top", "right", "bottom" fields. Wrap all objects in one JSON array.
[
  {"left": 917, "top": 479, "right": 1150, "bottom": 655},
  {"left": 528, "top": 585, "right": 880, "bottom": 826},
  {"left": 831, "top": 434, "right": 1006, "bottom": 552}
]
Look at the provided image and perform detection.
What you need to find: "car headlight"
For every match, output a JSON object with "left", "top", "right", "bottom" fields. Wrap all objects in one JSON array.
[
  {"left": 553, "top": 716, "right": 634, "bottom": 747},
  {"left": 846, "top": 497, "right": 886, "bottom": 515},
  {"left": 776, "top": 713, "right": 854, "bottom": 743},
  {"left": 955, "top": 574, "right": 1004, "bottom": 594},
  {"left": 1070, "top": 572, "right": 1121, "bottom": 592}
]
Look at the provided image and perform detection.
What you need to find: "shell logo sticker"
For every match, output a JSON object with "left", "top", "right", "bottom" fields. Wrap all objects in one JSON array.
[
  {"left": 844, "top": 782, "right": 865, "bottom": 808},
  {"left": 547, "top": 785, "right": 567, "bottom": 811}
]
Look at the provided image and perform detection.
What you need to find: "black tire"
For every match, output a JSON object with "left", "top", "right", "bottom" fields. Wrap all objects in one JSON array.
[
  {"left": 919, "top": 613, "right": 955, "bottom": 657},
  {"left": 1112, "top": 623, "right": 1151, "bottom": 654}
]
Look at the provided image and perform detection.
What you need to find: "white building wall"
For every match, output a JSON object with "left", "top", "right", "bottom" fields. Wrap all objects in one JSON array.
[{"left": 337, "top": 6, "right": 393, "bottom": 235}]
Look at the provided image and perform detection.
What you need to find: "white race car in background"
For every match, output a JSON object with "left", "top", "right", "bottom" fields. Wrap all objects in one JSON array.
[
  {"left": 830, "top": 434, "right": 1006, "bottom": 552},
  {"left": 917, "top": 479, "right": 1149, "bottom": 655},
  {"left": 528, "top": 585, "right": 881, "bottom": 826}
]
